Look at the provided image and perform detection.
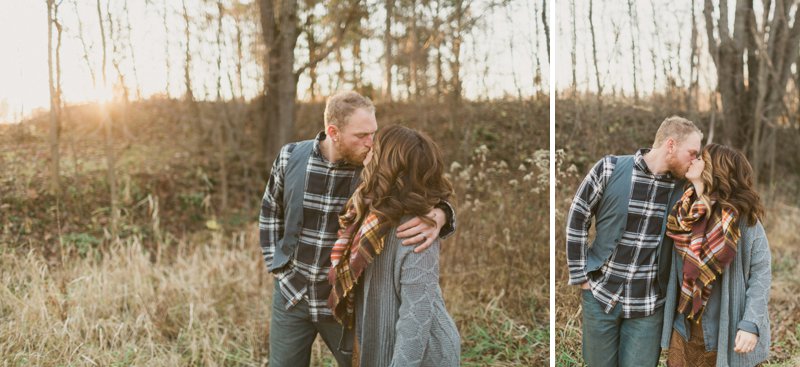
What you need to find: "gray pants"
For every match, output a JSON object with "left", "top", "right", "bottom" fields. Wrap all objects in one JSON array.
[
  {"left": 269, "top": 282, "right": 352, "bottom": 367},
  {"left": 581, "top": 289, "right": 664, "bottom": 367}
]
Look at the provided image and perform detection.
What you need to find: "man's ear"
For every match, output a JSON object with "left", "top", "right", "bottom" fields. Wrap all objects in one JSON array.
[
  {"left": 666, "top": 138, "right": 675, "bottom": 153},
  {"left": 327, "top": 124, "right": 339, "bottom": 142}
]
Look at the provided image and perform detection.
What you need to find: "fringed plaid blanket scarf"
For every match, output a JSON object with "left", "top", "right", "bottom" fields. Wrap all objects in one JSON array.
[
  {"left": 327, "top": 208, "right": 391, "bottom": 329},
  {"left": 666, "top": 186, "right": 740, "bottom": 320}
]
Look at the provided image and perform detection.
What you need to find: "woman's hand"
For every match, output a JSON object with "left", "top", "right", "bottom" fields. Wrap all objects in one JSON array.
[{"left": 734, "top": 330, "right": 758, "bottom": 354}]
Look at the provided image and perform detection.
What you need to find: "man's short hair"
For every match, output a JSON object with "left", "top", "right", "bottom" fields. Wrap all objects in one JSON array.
[
  {"left": 324, "top": 91, "right": 375, "bottom": 128},
  {"left": 653, "top": 116, "right": 703, "bottom": 147}
]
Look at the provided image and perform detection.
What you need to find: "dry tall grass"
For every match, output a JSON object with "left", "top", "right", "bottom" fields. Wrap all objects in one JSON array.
[
  {"left": 0, "top": 98, "right": 548, "bottom": 365},
  {"left": 1, "top": 230, "right": 272, "bottom": 366}
]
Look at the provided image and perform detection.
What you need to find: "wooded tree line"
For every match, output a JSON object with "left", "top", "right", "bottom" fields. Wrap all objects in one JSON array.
[
  {"left": 564, "top": 0, "right": 800, "bottom": 185},
  {"left": 43, "top": 0, "right": 547, "bottom": 223}
]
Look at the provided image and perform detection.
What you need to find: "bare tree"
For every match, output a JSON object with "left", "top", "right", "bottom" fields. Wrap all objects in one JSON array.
[
  {"left": 258, "top": 0, "right": 362, "bottom": 159},
  {"left": 182, "top": 0, "right": 196, "bottom": 104},
  {"left": 627, "top": 0, "right": 640, "bottom": 101},
  {"left": 232, "top": 1, "right": 246, "bottom": 100},
  {"left": 570, "top": 0, "right": 577, "bottom": 91},
  {"left": 383, "top": 0, "right": 394, "bottom": 101},
  {"left": 304, "top": 10, "right": 320, "bottom": 100},
  {"left": 687, "top": 0, "right": 700, "bottom": 112},
  {"left": 703, "top": 0, "right": 800, "bottom": 181},
  {"left": 648, "top": 0, "right": 661, "bottom": 96},
  {"left": 47, "top": 0, "right": 62, "bottom": 195},
  {"left": 542, "top": 0, "right": 550, "bottom": 60},
  {"left": 530, "top": 0, "right": 543, "bottom": 95},
  {"left": 73, "top": 0, "right": 97, "bottom": 88},
  {"left": 97, "top": 0, "right": 118, "bottom": 236},
  {"left": 409, "top": 0, "right": 420, "bottom": 99},
  {"left": 589, "top": 0, "right": 602, "bottom": 96},
  {"left": 433, "top": 0, "right": 445, "bottom": 101},
  {"left": 162, "top": 0, "right": 172, "bottom": 98},
  {"left": 214, "top": 0, "right": 229, "bottom": 211},
  {"left": 449, "top": 0, "right": 468, "bottom": 105},
  {"left": 124, "top": 0, "right": 142, "bottom": 100}
]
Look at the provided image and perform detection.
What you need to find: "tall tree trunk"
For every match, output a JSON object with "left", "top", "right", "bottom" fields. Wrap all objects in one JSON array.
[
  {"left": 336, "top": 46, "right": 345, "bottom": 90},
  {"left": 570, "top": 0, "right": 577, "bottom": 92},
  {"left": 47, "top": 0, "right": 61, "bottom": 196},
  {"left": 588, "top": 0, "right": 602, "bottom": 96},
  {"left": 258, "top": 0, "right": 359, "bottom": 159},
  {"left": 450, "top": 0, "right": 464, "bottom": 105},
  {"left": 73, "top": 0, "right": 97, "bottom": 88},
  {"left": 542, "top": 0, "right": 550, "bottom": 60},
  {"left": 649, "top": 0, "right": 661, "bottom": 96},
  {"left": 235, "top": 10, "right": 245, "bottom": 100},
  {"left": 259, "top": 0, "right": 299, "bottom": 160},
  {"left": 627, "top": 0, "right": 640, "bottom": 101},
  {"left": 124, "top": 0, "right": 142, "bottom": 100},
  {"left": 409, "top": 0, "right": 420, "bottom": 99},
  {"left": 215, "top": 0, "right": 228, "bottom": 211},
  {"left": 163, "top": 0, "right": 171, "bottom": 98},
  {"left": 306, "top": 12, "right": 318, "bottom": 100},
  {"left": 383, "top": 0, "right": 394, "bottom": 101},
  {"left": 182, "top": 0, "right": 195, "bottom": 104},
  {"left": 532, "top": 0, "right": 543, "bottom": 96},
  {"left": 688, "top": 0, "right": 699, "bottom": 112},
  {"left": 108, "top": 3, "right": 134, "bottom": 142},
  {"left": 434, "top": 1, "right": 444, "bottom": 104},
  {"left": 353, "top": 38, "right": 363, "bottom": 92},
  {"left": 98, "top": 0, "right": 118, "bottom": 236}
]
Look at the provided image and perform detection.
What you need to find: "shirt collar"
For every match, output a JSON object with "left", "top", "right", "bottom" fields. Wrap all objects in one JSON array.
[
  {"left": 313, "top": 130, "right": 358, "bottom": 168},
  {"left": 635, "top": 148, "right": 673, "bottom": 179},
  {"left": 313, "top": 131, "right": 326, "bottom": 158}
]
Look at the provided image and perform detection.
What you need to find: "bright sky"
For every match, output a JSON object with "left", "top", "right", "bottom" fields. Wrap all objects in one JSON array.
[{"left": 0, "top": 0, "right": 548, "bottom": 123}]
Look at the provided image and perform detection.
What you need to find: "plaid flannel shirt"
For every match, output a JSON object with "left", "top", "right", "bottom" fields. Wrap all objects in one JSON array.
[
  {"left": 259, "top": 132, "right": 456, "bottom": 322},
  {"left": 566, "top": 149, "right": 676, "bottom": 318}
]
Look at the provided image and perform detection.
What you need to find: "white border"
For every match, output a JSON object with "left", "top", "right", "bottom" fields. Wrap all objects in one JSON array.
[{"left": 549, "top": 0, "right": 556, "bottom": 365}]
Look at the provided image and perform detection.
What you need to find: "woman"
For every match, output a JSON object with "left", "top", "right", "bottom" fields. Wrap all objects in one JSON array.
[
  {"left": 662, "top": 143, "right": 771, "bottom": 367},
  {"left": 327, "top": 125, "right": 460, "bottom": 367}
]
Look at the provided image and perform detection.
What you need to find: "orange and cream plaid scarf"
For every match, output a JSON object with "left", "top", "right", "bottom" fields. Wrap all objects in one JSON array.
[
  {"left": 327, "top": 207, "right": 391, "bottom": 328},
  {"left": 666, "top": 186, "right": 740, "bottom": 320}
]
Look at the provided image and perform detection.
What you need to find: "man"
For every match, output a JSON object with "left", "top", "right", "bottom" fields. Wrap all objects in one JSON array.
[
  {"left": 259, "top": 91, "right": 455, "bottom": 367},
  {"left": 565, "top": 116, "right": 703, "bottom": 367}
]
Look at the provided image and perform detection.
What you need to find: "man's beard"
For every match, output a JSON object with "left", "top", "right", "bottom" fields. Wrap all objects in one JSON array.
[
  {"left": 666, "top": 154, "right": 688, "bottom": 178},
  {"left": 335, "top": 141, "right": 368, "bottom": 166}
]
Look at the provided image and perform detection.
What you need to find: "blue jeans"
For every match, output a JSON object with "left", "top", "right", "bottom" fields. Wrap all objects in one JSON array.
[
  {"left": 268, "top": 281, "right": 352, "bottom": 367},
  {"left": 581, "top": 290, "right": 663, "bottom": 367}
]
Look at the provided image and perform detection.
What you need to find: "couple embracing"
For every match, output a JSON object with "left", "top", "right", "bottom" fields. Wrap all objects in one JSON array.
[
  {"left": 259, "top": 91, "right": 460, "bottom": 366},
  {"left": 567, "top": 116, "right": 772, "bottom": 367}
]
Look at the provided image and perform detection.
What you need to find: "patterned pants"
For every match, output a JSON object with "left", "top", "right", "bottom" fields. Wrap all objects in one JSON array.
[{"left": 667, "top": 317, "right": 717, "bottom": 367}]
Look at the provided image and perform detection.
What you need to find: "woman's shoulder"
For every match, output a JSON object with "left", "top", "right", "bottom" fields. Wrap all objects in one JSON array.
[
  {"left": 738, "top": 219, "right": 769, "bottom": 251},
  {"left": 739, "top": 219, "right": 766, "bottom": 238}
]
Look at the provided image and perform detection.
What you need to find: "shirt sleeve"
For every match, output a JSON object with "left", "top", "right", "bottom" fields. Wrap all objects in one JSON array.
[
  {"left": 259, "top": 145, "right": 290, "bottom": 271},
  {"left": 565, "top": 157, "right": 609, "bottom": 285},
  {"left": 737, "top": 320, "right": 759, "bottom": 335},
  {"left": 435, "top": 200, "right": 456, "bottom": 239}
]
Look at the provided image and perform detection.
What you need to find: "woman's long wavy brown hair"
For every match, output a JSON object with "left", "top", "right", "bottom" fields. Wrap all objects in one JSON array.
[
  {"left": 342, "top": 125, "right": 454, "bottom": 227},
  {"left": 698, "top": 143, "right": 765, "bottom": 226}
]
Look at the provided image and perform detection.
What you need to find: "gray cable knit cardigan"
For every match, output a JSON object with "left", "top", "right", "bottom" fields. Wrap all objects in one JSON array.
[
  {"left": 660, "top": 221, "right": 771, "bottom": 367},
  {"left": 344, "top": 226, "right": 461, "bottom": 367}
]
